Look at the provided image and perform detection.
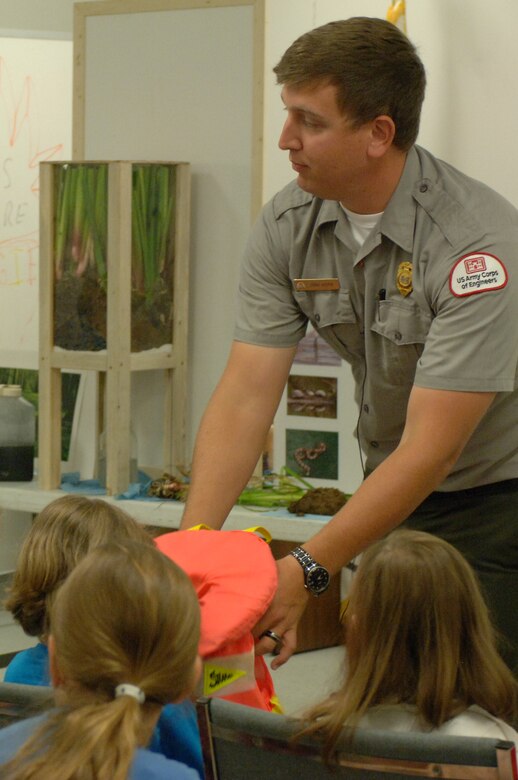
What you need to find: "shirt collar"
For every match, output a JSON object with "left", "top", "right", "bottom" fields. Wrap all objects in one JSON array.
[
  {"left": 379, "top": 146, "right": 421, "bottom": 254},
  {"left": 311, "top": 147, "right": 422, "bottom": 254}
]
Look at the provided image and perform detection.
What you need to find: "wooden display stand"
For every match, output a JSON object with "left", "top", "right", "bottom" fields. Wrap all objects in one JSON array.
[{"left": 38, "top": 161, "right": 190, "bottom": 495}]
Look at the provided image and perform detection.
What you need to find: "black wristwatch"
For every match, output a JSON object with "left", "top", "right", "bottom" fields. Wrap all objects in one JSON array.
[{"left": 290, "top": 546, "right": 330, "bottom": 596}]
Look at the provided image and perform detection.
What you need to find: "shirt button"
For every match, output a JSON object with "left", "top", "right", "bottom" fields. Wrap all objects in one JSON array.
[
  {"left": 419, "top": 183, "right": 428, "bottom": 193},
  {"left": 363, "top": 404, "right": 369, "bottom": 413},
  {"left": 314, "top": 314, "right": 320, "bottom": 323},
  {"left": 394, "top": 331, "right": 402, "bottom": 341},
  {"left": 370, "top": 441, "right": 379, "bottom": 448}
]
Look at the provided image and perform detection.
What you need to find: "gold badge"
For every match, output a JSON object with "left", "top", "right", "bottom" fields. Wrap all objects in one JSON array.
[{"left": 396, "top": 262, "right": 413, "bottom": 297}]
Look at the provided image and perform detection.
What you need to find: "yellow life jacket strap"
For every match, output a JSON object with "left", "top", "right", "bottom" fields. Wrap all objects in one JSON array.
[{"left": 186, "top": 524, "right": 272, "bottom": 543}]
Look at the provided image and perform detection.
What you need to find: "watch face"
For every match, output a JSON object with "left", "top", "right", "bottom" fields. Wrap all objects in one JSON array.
[{"left": 307, "top": 565, "right": 330, "bottom": 595}]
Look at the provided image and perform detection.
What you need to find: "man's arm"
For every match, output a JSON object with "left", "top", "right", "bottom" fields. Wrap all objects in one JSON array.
[
  {"left": 180, "top": 341, "right": 297, "bottom": 530},
  {"left": 256, "top": 385, "right": 496, "bottom": 666}
]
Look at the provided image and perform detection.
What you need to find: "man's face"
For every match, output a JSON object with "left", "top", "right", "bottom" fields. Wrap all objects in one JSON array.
[{"left": 278, "top": 82, "right": 373, "bottom": 205}]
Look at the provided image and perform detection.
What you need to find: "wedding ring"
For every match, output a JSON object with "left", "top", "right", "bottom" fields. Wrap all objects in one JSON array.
[{"left": 261, "top": 629, "right": 283, "bottom": 644}]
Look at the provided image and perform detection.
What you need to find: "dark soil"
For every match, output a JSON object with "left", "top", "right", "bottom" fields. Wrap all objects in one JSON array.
[
  {"left": 288, "top": 487, "right": 350, "bottom": 516},
  {"left": 54, "top": 272, "right": 173, "bottom": 352}
]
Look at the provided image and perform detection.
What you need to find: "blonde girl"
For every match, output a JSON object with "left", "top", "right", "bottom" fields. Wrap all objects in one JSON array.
[
  {"left": 301, "top": 529, "right": 518, "bottom": 761},
  {"left": 4, "top": 494, "right": 154, "bottom": 664},
  {"left": 0, "top": 540, "right": 201, "bottom": 780},
  {"left": 3, "top": 495, "right": 204, "bottom": 775}
]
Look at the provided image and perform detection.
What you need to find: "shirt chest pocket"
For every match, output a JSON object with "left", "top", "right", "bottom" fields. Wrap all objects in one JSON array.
[{"left": 372, "top": 299, "right": 431, "bottom": 344}]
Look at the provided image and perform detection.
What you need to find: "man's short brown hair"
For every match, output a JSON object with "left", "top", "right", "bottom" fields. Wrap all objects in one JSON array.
[{"left": 273, "top": 17, "right": 426, "bottom": 151}]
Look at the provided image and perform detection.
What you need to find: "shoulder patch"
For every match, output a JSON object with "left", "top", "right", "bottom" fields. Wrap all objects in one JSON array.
[{"left": 449, "top": 252, "right": 508, "bottom": 297}]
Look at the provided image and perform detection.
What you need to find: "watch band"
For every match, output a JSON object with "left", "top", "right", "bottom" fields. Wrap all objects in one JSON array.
[
  {"left": 290, "top": 546, "right": 317, "bottom": 571},
  {"left": 289, "top": 546, "right": 330, "bottom": 595}
]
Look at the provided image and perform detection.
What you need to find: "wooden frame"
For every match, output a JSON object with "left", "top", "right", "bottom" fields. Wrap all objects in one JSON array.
[
  {"left": 39, "top": 160, "right": 190, "bottom": 495},
  {"left": 70, "top": 0, "right": 265, "bottom": 472},
  {"left": 72, "top": 0, "right": 264, "bottom": 220}
]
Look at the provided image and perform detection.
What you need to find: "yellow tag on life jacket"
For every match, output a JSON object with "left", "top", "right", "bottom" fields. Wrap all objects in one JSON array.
[{"left": 204, "top": 664, "right": 246, "bottom": 695}]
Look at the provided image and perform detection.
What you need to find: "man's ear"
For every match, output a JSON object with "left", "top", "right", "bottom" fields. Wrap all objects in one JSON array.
[
  {"left": 367, "top": 115, "right": 396, "bottom": 158},
  {"left": 48, "top": 635, "right": 65, "bottom": 688}
]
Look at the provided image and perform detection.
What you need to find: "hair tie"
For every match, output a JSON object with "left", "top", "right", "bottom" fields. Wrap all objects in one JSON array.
[{"left": 114, "top": 683, "right": 145, "bottom": 704}]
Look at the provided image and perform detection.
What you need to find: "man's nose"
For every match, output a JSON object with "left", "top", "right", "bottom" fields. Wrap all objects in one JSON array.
[{"left": 278, "top": 118, "right": 301, "bottom": 151}]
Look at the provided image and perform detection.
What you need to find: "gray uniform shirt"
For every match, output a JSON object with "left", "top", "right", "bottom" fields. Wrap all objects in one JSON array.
[{"left": 235, "top": 146, "right": 518, "bottom": 490}]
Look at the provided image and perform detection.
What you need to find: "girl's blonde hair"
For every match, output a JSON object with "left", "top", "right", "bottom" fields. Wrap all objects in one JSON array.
[
  {"left": 302, "top": 529, "right": 518, "bottom": 760},
  {"left": 5, "top": 495, "right": 154, "bottom": 638},
  {"left": 3, "top": 540, "right": 201, "bottom": 780}
]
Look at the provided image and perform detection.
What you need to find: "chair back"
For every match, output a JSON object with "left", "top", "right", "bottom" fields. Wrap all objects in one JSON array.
[
  {"left": 196, "top": 697, "right": 518, "bottom": 780},
  {"left": 0, "top": 682, "right": 53, "bottom": 729}
]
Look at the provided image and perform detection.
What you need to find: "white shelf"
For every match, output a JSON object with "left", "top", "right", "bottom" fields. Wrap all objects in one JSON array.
[{"left": 0, "top": 482, "right": 329, "bottom": 543}]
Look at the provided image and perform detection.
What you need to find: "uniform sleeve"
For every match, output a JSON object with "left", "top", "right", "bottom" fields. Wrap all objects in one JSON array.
[
  {"left": 233, "top": 200, "right": 308, "bottom": 348},
  {"left": 415, "top": 229, "right": 518, "bottom": 392}
]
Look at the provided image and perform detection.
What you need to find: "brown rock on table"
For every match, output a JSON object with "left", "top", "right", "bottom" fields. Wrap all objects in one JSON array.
[{"left": 288, "top": 487, "right": 349, "bottom": 516}]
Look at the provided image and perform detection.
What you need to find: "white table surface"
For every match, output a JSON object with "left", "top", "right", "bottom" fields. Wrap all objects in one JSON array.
[{"left": 0, "top": 481, "right": 331, "bottom": 543}]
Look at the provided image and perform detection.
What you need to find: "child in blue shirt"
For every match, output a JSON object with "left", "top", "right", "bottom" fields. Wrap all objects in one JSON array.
[
  {"left": 0, "top": 540, "right": 202, "bottom": 779},
  {"left": 3, "top": 494, "right": 203, "bottom": 776}
]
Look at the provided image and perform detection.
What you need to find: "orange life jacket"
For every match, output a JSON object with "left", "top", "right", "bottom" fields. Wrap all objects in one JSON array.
[{"left": 155, "top": 527, "right": 281, "bottom": 712}]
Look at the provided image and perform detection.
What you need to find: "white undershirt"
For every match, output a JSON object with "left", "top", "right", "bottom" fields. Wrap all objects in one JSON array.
[
  {"left": 358, "top": 703, "right": 518, "bottom": 748},
  {"left": 341, "top": 204, "right": 384, "bottom": 246}
]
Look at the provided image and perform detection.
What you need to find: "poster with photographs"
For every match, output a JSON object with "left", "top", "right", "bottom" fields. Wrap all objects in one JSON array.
[
  {"left": 272, "top": 325, "right": 364, "bottom": 493},
  {"left": 287, "top": 375, "right": 337, "bottom": 419},
  {"left": 285, "top": 429, "right": 338, "bottom": 480}
]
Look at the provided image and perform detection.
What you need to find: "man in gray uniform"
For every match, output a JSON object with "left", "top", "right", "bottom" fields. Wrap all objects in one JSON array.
[{"left": 181, "top": 17, "right": 518, "bottom": 674}]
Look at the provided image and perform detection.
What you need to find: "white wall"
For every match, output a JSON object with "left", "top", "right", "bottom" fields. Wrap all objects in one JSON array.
[
  {"left": 0, "top": 0, "right": 97, "bottom": 37},
  {"left": 263, "top": 0, "right": 518, "bottom": 206},
  {"left": 12, "top": 0, "right": 517, "bottom": 199},
  {"left": 0, "top": 0, "right": 78, "bottom": 572}
]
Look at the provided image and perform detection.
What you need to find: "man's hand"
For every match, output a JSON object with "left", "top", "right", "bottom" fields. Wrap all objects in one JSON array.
[{"left": 254, "top": 555, "right": 309, "bottom": 669}]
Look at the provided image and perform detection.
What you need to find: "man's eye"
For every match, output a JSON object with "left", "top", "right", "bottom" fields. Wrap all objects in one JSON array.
[{"left": 302, "top": 118, "right": 321, "bottom": 129}]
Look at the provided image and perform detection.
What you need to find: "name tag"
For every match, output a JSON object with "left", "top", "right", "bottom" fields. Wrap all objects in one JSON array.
[{"left": 293, "top": 278, "right": 340, "bottom": 292}]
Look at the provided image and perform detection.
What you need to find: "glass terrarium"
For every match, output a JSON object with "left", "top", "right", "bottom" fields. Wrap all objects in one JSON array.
[
  {"left": 52, "top": 162, "right": 176, "bottom": 352},
  {"left": 39, "top": 160, "right": 190, "bottom": 494}
]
